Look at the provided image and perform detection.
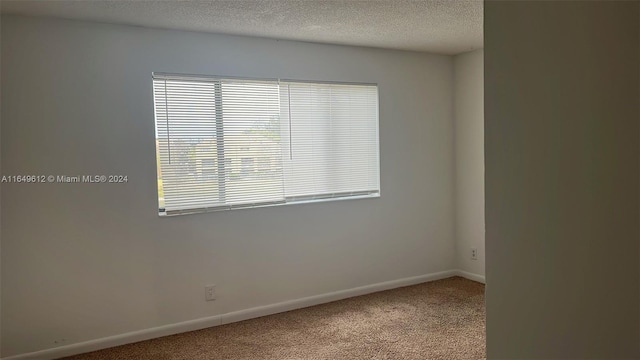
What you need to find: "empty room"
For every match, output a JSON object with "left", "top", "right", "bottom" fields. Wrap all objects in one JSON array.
[{"left": 1, "top": 1, "right": 640, "bottom": 360}]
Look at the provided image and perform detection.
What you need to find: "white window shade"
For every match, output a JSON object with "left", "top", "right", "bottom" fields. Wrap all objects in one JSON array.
[
  {"left": 153, "top": 74, "right": 379, "bottom": 216},
  {"left": 154, "top": 76, "right": 285, "bottom": 214},
  {"left": 279, "top": 82, "right": 380, "bottom": 200}
]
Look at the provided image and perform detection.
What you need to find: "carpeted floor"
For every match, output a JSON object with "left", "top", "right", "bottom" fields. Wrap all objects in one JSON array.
[{"left": 63, "top": 276, "right": 485, "bottom": 360}]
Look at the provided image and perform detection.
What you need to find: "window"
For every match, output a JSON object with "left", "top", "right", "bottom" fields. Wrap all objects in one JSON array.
[{"left": 153, "top": 73, "right": 379, "bottom": 215}]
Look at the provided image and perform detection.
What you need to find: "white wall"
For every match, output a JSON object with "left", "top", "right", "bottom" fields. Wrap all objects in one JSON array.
[
  {"left": 0, "top": 15, "right": 455, "bottom": 357},
  {"left": 453, "top": 49, "right": 484, "bottom": 278},
  {"left": 0, "top": 14, "right": 3, "bottom": 359},
  {"left": 485, "top": 1, "right": 640, "bottom": 358}
]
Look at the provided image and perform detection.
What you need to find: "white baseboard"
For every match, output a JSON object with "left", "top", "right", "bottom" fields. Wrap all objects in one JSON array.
[
  {"left": 2, "top": 270, "right": 458, "bottom": 360},
  {"left": 1, "top": 315, "right": 225, "bottom": 360},
  {"left": 455, "top": 269, "right": 485, "bottom": 284},
  {"left": 220, "top": 269, "right": 457, "bottom": 324}
]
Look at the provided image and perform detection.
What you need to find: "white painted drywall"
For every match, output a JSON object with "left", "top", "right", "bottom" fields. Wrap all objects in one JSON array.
[
  {"left": 0, "top": 15, "right": 455, "bottom": 356},
  {"left": 453, "top": 49, "right": 484, "bottom": 278},
  {"left": 485, "top": 1, "right": 640, "bottom": 358},
  {"left": 0, "top": 14, "right": 3, "bottom": 359}
]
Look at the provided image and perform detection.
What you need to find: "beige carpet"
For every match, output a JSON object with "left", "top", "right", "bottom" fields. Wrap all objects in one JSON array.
[{"left": 63, "top": 276, "right": 485, "bottom": 360}]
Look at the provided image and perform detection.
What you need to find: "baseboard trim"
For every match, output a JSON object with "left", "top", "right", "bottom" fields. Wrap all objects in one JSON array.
[
  {"left": 2, "top": 270, "right": 457, "bottom": 360},
  {"left": 455, "top": 269, "right": 485, "bottom": 284},
  {"left": 1, "top": 315, "right": 224, "bottom": 360}
]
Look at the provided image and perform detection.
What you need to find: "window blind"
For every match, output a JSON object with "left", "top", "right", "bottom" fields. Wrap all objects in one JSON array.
[
  {"left": 153, "top": 74, "right": 379, "bottom": 216},
  {"left": 279, "top": 81, "right": 380, "bottom": 201}
]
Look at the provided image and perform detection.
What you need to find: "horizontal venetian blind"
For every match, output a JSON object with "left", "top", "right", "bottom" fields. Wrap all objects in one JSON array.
[
  {"left": 279, "top": 81, "right": 380, "bottom": 201},
  {"left": 153, "top": 74, "right": 284, "bottom": 215},
  {"left": 153, "top": 74, "right": 379, "bottom": 216}
]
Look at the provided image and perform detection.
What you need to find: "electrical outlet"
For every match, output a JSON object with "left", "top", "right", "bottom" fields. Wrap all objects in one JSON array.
[
  {"left": 471, "top": 248, "right": 478, "bottom": 260},
  {"left": 205, "top": 285, "right": 216, "bottom": 301}
]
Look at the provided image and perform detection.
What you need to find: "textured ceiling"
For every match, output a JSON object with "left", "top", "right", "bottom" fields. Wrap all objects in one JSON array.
[{"left": 0, "top": 0, "right": 483, "bottom": 54}]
